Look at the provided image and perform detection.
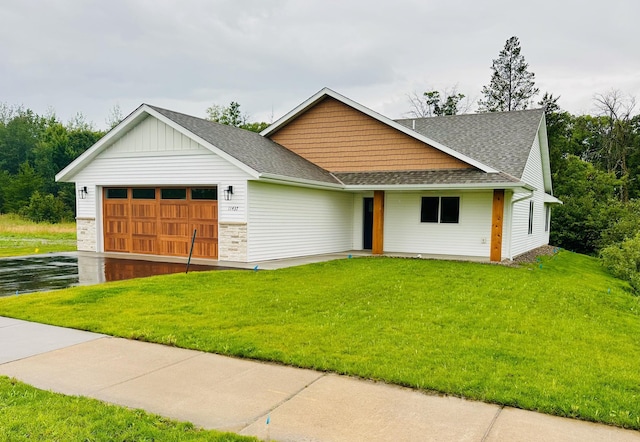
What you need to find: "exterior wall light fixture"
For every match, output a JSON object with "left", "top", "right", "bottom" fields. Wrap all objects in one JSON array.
[
  {"left": 78, "top": 186, "right": 88, "bottom": 199},
  {"left": 223, "top": 185, "right": 233, "bottom": 201}
]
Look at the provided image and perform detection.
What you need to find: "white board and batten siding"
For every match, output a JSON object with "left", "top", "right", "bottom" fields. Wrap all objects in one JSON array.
[
  {"left": 509, "top": 133, "right": 550, "bottom": 258},
  {"left": 73, "top": 115, "right": 252, "bottom": 224},
  {"left": 246, "top": 182, "right": 354, "bottom": 261},
  {"left": 384, "top": 191, "right": 493, "bottom": 257}
]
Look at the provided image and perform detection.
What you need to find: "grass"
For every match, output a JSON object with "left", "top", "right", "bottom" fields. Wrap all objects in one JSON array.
[
  {"left": 0, "top": 376, "right": 256, "bottom": 441},
  {"left": 0, "top": 214, "right": 76, "bottom": 257},
  {"left": 1, "top": 252, "right": 639, "bottom": 430}
]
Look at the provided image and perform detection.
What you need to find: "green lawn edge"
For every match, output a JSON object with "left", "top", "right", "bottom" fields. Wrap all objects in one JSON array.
[
  {"left": 0, "top": 376, "right": 256, "bottom": 441},
  {"left": 1, "top": 252, "right": 639, "bottom": 430}
]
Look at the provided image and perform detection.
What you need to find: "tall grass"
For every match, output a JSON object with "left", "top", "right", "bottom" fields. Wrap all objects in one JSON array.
[
  {"left": 0, "top": 214, "right": 76, "bottom": 235},
  {"left": 0, "top": 214, "right": 76, "bottom": 257}
]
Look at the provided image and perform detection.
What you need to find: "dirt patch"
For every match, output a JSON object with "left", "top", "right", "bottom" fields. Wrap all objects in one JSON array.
[{"left": 505, "top": 245, "right": 559, "bottom": 266}]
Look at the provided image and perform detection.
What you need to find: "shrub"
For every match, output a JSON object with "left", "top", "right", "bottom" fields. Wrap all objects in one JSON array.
[
  {"left": 600, "top": 232, "right": 640, "bottom": 293},
  {"left": 19, "top": 191, "right": 73, "bottom": 224}
]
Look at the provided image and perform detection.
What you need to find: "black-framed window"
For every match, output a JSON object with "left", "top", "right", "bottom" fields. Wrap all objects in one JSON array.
[
  {"left": 528, "top": 201, "right": 534, "bottom": 234},
  {"left": 161, "top": 188, "right": 187, "bottom": 200},
  {"left": 132, "top": 188, "right": 156, "bottom": 199},
  {"left": 191, "top": 188, "right": 217, "bottom": 200},
  {"left": 420, "top": 197, "right": 439, "bottom": 222},
  {"left": 105, "top": 188, "right": 127, "bottom": 199},
  {"left": 440, "top": 197, "right": 460, "bottom": 223},
  {"left": 421, "top": 196, "right": 460, "bottom": 224}
]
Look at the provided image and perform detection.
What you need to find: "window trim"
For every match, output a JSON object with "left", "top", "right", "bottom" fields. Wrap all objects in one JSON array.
[
  {"left": 420, "top": 196, "right": 460, "bottom": 224},
  {"left": 544, "top": 204, "right": 550, "bottom": 232},
  {"left": 528, "top": 200, "right": 534, "bottom": 235}
]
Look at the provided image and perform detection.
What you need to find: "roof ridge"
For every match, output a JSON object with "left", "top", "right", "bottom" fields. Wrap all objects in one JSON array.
[{"left": 395, "top": 107, "right": 545, "bottom": 123}]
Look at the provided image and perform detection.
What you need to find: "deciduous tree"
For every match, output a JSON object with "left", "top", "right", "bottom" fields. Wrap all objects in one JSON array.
[
  {"left": 205, "top": 101, "right": 269, "bottom": 133},
  {"left": 407, "top": 86, "right": 469, "bottom": 118}
]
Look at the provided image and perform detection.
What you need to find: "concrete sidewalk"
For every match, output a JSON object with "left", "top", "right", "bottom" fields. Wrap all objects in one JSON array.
[{"left": 1, "top": 317, "right": 638, "bottom": 441}]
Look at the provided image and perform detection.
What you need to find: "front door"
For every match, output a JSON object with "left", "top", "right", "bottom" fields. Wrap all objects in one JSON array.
[{"left": 363, "top": 197, "right": 373, "bottom": 249}]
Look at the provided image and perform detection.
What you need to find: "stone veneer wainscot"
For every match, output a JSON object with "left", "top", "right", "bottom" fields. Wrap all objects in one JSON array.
[
  {"left": 76, "top": 218, "right": 97, "bottom": 252},
  {"left": 218, "top": 222, "right": 247, "bottom": 261}
]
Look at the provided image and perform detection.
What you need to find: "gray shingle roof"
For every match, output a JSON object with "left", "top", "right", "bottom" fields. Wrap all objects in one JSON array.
[
  {"left": 334, "top": 170, "right": 521, "bottom": 186},
  {"left": 395, "top": 109, "right": 544, "bottom": 179},
  {"left": 147, "top": 104, "right": 543, "bottom": 188},
  {"left": 148, "top": 105, "right": 340, "bottom": 185}
]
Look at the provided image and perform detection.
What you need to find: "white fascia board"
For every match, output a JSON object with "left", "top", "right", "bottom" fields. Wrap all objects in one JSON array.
[
  {"left": 261, "top": 87, "right": 498, "bottom": 174},
  {"left": 258, "top": 172, "right": 535, "bottom": 193},
  {"left": 258, "top": 173, "right": 344, "bottom": 190},
  {"left": 537, "top": 115, "right": 554, "bottom": 193},
  {"left": 544, "top": 193, "right": 563, "bottom": 204},
  {"left": 343, "top": 182, "right": 534, "bottom": 192},
  {"left": 55, "top": 104, "right": 149, "bottom": 182},
  {"left": 144, "top": 107, "right": 261, "bottom": 179}
]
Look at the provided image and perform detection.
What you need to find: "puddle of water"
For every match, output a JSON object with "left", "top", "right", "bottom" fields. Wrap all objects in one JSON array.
[{"left": 0, "top": 254, "right": 233, "bottom": 297}]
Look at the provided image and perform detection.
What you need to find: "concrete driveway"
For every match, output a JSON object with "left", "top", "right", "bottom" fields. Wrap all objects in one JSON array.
[{"left": 0, "top": 253, "right": 228, "bottom": 296}]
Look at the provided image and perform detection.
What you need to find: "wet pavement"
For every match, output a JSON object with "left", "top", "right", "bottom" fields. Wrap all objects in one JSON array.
[{"left": 0, "top": 253, "right": 229, "bottom": 297}]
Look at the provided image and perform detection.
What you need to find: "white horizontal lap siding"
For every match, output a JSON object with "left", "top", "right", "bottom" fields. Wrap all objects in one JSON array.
[
  {"left": 73, "top": 115, "right": 253, "bottom": 225},
  {"left": 384, "top": 191, "right": 493, "bottom": 257},
  {"left": 75, "top": 155, "right": 250, "bottom": 223},
  {"left": 75, "top": 183, "right": 96, "bottom": 219},
  {"left": 510, "top": 133, "right": 549, "bottom": 258},
  {"left": 247, "top": 182, "right": 354, "bottom": 261}
]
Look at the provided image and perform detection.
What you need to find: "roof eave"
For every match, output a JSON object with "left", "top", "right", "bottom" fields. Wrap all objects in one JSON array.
[
  {"left": 537, "top": 114, "right": 554, "bottom": 193},
  {"left": 258, "top": 172, "right": 344, "bottom": 189},
  {"left": 261, "top": 88, "right": 498, "bottom": 174},
  {"left": 342, "top": 182, "right": 534, "bottom": 192},
  {"left": 544, "top": 193, "right": 563, "bottom": 204}
]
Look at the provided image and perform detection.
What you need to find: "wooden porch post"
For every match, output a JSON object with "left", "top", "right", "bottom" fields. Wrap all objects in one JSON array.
[
  {"left": 490, "top": 189, "right": 505, "bottom": 262},
  {"left": 372, "top": 190, "right": 385, "bottom": 255}
]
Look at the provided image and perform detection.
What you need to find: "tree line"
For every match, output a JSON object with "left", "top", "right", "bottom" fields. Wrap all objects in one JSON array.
[{"left": 0, "top": 105, "right": 103, "bottom": 223}]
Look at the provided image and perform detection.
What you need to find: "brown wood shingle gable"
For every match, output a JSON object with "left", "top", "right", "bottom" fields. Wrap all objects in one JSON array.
[{"left": 268, "top": 97, "right": 473, "bottom": 173}]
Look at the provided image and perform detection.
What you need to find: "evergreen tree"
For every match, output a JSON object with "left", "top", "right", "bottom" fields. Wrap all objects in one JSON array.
[{"left": 478, "top": 36, "right": 539, "bottom": 112}]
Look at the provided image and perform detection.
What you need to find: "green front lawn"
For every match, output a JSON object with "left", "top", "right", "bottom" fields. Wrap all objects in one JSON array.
[
  {"left": 1, "top": 252, "right": 639, "bottom": 429},
  {"left": 0, "top": 214, "right": 76, "bottom": 257},
  {"left": 0, "top": 377, "right": 255, "bottom": 441}
]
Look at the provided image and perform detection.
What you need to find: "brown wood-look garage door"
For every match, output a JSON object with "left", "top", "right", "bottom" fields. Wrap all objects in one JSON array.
[{"left": 103, "top": 187, "right": 218, "bottom": 259}]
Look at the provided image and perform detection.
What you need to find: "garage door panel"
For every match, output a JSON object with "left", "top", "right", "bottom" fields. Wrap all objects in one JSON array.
[
  {"left": 190, "top": 204, "right": 217, "bottom": 221},
  {"left": 191, "top": 223, "right": 217, "bottom": 240},
  {"left": 104, "top": 187, "right": 218, "bottom": 259},
  {"left": 159, "top": 240, "right": 190, "bottom": 256},
  {"left": 131, "top": 203, "right": 157, "bottom": 218},
  {"left": 104, "top": 220, "right": 129, "bottom": 235},
  {"left": 161, "top": 222, "right": 190, "bottom": 237},
  {"left": 160, "top": 204, "right": 189, "bottom": 219},
  {"left": 132, "top": 237, "right": 157, "bottom": 254},
  {"left": 104, "top": 202, "right": 129, "bottom": 218},
  {"left": 131, "top": 221, "right": 157, "bottom": 235},
  {"left": 105, "top": 236, "right": 129, "bottom": 253},
  {"left": 192, "top": 242, "right": 217, "bottom": 258}
]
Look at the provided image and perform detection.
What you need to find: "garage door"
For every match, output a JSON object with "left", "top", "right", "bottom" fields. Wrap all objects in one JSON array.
[{"left": 103, "top": 187, "right": 218, "bottom": 259}]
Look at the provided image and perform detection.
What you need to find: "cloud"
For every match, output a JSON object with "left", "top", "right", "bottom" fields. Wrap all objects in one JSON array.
[{"left": 1, "top": 0, "right": 638, "bottom": 127}]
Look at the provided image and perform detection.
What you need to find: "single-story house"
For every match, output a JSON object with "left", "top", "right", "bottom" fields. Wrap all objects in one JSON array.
[{"left": 56, "top": 88, "right": 561, "bottom": 263}]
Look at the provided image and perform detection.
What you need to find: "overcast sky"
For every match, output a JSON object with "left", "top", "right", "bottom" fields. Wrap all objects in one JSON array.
[{"left": 1, "top": 1, "right": 639, "bottom": 130}]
